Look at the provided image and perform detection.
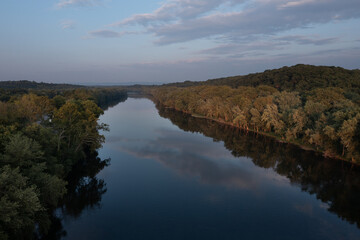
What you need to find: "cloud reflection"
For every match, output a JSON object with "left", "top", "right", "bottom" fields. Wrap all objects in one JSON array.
[{"left": 114, "top": 128, "right": 288, "bottom": 190}]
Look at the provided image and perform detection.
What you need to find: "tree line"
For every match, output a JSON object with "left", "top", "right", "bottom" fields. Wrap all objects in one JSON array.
[
  {"left": 150, "top": 65, "right": 360, "bottom": 163},
  {"left": 165, "top": 64, "right": 360, "bottom": 104},
  {"left": 0, "top": 86, "right": 127, "bottom": 239},
  {"left": 0, "top": 80, "right": 83, "bottom": 90}
]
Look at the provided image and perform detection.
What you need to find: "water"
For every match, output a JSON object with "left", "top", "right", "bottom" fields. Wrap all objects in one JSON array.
[{"left": 58, "top": 98, "right": 360, "bottom": 240}]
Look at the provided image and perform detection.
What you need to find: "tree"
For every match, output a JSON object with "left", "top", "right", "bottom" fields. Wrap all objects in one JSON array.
[
  {"left": 15, "top": 94, "right": 52, "bottom": 123},
  {"left": 261, "top": 104, "right": 284, "bottom": 134},
  {"left": 0, "top": 166, "right": 42, "bottom": 239},
  {"left": 253, "top": 96, "right": 273, "bottom": 113},
  {"left": 52, "top": 100, "right": 107, "bottom": 153},
  {"left": 232, "top": 106, "right": 248, "bottom": 129},
  {"left": 249, "top": 108, "right": 261, "bottom": 132},
  {"left": 52, "top": 101, "right": 81, "bottom": 151},
  {"left": 338, "top": 117, "right": 358, "bottom": 158},
  {"left": 24, "top": 163, "right": 67, "bottom": 208},
  {"left": 273, "top": 91, "right": 301, "bottom": 113},
  {"left": 286, "top": 109, "right": 307, "bottom": 141},
  {"left": 2, "top": 133, "right": 44, "bottom": 168}
]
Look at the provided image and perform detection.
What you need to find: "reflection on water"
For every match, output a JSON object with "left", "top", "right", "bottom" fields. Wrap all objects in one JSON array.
[
  {"left": 117, "top": 127, "right": 276, "bottom": 191},
  {"left": 39, "top": 96, "right": 128, "bottom": 239},
  {"left": 51, "top": 98, "right": 360, "bottom": 240},
  {"left": 39, "top": 152, "right": 110, "bottom": 240},
  {"left": 60, "top": 153, "right": 110, "bottom": 219},
  {"left": 157, "top": 105, "right": 360, "bottom": 229}
]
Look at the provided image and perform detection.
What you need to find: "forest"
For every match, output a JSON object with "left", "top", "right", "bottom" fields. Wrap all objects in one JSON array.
[
  {"left": 0, "top": 84, "right": 127, "bottom": 239},
  {"left": 150, "top": 65, "right": 360, "bottom": 163},
  {"left": 0, "top": 80, "right": 83, "bottom": 90},
  {"left": 165, "top": 64, "right": 360, "bottom": 100}
]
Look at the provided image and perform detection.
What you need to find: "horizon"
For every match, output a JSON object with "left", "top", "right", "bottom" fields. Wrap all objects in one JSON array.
[
  {"left": 1, "top": 63, "right": 359, "bottom": 86},
  {"left": 1, "top": 1, "right": 360, "bottom": 84}
]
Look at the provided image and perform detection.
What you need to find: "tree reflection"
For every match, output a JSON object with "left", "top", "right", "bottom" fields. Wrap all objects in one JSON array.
[
  {"left": 37, "top": 96, "right": 128, "bottom": 239},
  {"left": 60, "top": 151, "right": 109, "bottom": 218},
  {"left": 156, "top": 105, "right": 360, "bottom": 228},
  {"left": 37, "top": 152, "right": 110, "bottom": 239}
]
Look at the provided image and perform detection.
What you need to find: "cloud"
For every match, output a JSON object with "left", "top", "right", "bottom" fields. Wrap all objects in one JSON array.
[
  {"left": 198, "top": 41, "right": 284, "bottom": 56},
  {"left": 56, "top": 0, "right": 101, "bottom": 8},
  {"left": 84, "top": 29, "right": 139, "bottom": 39},
  {"left": 278, "top": 0, "right": 322, "bottom": 9},
  {"left": 111, "top": 0, "right": 245, "bottom": 27},
  {"left": 115, "top": 127, "right": 291, "bottom": 190},
  {"left": 294, "top": 203, "right": 313, "bottom": 216},
  {"left": 197, "top": 35, "right": 337, "bottom": 59},
  {"left": 60, "top": 20, "right": 76, "bottom": 29},
  {"left": 276, "top": 35, "right": 338, "bottom": 45},
  {"left": 105, "top": 0, "right": 360, "bottom": 45},
  {"left": 311, "top": 47, "right": 360, "bottom": 56},
  {"left": 86, "top": 29, "right": 125, "bottom": 38}
]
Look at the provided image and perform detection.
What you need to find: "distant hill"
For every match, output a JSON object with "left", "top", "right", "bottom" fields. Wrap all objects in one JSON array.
[
  {"left": 0, "top": 80, "right": 83, "bottom": 90},
  {"left": 165, "top": 64, "right": 360, "bottom": 93}
]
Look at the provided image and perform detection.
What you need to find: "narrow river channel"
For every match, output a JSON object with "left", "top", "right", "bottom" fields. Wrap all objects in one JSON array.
[{"left": 58, "top": 97, "right": 360, "bottom": 240}]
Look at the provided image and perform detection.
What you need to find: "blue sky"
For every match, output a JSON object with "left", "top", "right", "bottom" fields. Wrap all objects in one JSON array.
[{"left": 1, "top": 0, "right": 360, "bottom": 84}]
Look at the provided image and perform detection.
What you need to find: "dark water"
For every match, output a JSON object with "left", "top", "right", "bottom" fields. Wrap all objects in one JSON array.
[{"left": 58, "top": 98, "right": 360, "bottom": 240}]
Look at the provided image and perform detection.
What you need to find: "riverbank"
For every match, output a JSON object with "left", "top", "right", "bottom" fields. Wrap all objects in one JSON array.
[
  {"left": 154, "top": 101, "right": 354, "bottom": 165},
  {"left": 148, "top": 82, "right": 360, "bottom": 165}
]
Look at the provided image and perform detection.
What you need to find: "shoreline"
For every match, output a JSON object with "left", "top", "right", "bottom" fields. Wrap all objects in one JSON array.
[{"left": 155, "top": 101, "right": 356, "bottom": 165}]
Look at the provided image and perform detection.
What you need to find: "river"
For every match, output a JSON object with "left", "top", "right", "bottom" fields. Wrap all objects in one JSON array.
[{"left": 56, "top": 97, "right": 360, "bottom": 240}]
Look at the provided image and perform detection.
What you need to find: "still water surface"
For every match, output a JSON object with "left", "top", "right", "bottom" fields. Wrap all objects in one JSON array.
[{"left": 60, "top": 98, "right": 360, "bottom": 240}]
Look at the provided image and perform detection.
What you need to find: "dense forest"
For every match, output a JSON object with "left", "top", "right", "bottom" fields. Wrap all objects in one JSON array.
[
  {"left": 150, "top": 65, "right": 360, "bottom": 163},
  {"left": 0, "top": 83, "right": 127, "bottom": 239},
  {"left": 0, "top": 80, "right": 83, "bottom": 90},
  {"left": 0, "top": 81, "right": 82, "bottom": 102},
  {"left": 166, "top": 64, "right": 360, "bottom": 101}
]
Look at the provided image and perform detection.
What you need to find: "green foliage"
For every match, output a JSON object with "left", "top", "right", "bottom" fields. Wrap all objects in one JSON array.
[
  {"left": 0, "top": 166, "right": 42, "bottom": 239},
  {"left": 0, "top": 86, "right": 127, "bottom": 238},
  {"left": 15, "top": 94, "right": 53, "bottom": 122},
  {"left": 0, "top": 80, "right": 82, "bottom": 90},
  {"left": 151, "top": 65, "right": 360, "bottom": 163},
  {"left": 52, "top": 99, "right": 107, "bottom": 154},
  {"left": 24, "top": 163, "right": 67, "bottom": 208},
  {"left": 165, "top": 64, "right": 360, "bottom": 97},
  {"left": 2, "top": 133, "right": 44, "bottom": 168}
]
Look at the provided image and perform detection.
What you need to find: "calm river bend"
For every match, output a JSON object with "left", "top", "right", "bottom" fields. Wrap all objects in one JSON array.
[{"left": 58, "top": 97, "right": 360, "bottom": 240}]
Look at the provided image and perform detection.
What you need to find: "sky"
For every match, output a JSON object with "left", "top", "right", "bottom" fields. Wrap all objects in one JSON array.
[{"left": 0, "top": 0, "right": 360, "bottom": 84}]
